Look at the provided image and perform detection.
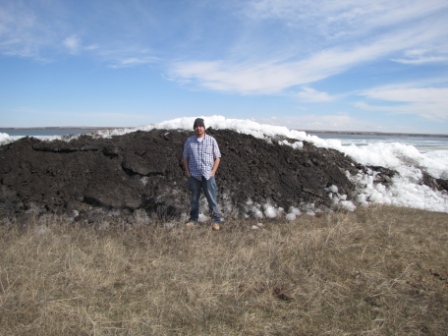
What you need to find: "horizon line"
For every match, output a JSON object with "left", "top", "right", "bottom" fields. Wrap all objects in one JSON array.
[{"left": 1, "top": 126, "right": 447, "bottom": 138}]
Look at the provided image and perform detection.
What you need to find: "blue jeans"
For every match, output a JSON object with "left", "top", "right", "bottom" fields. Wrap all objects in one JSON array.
[{"left": 188, "top": 176, "right": 221, "bottom": 223}]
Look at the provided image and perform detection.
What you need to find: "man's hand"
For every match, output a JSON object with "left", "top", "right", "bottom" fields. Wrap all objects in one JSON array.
[
  {"left": 182, "top": 158, "right": 190, "bottom": 177},
  {"left": 211, "top": 158, "right": 220, "bottom": 177}
]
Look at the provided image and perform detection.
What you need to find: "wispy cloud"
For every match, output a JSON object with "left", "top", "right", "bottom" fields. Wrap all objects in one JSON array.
[
  {"left": 110, "top": 56, "right": 158, "bottom": 68},
  {"left": 358, "top": 86, "right": 448, "bottom": 120},
  {"left": 63, "top": 35, "right": 80, "bottom": 54},
  {"left": 0, "top": 2, "right": 52, "bottom": 58},
  {"left": 254, "top": 114, "right": 380, "bottom": 132},
  {"left": 393, "top": 56, "right": 448, "bottom": 65},
  {"left": 169, "top": 0, "right": 448, "bottom": 95},
  {"left": 2, "top": 0, "right": 447, "bottom": 78},
  {"left": 243, "top": 0, "right": 448, "bottom": 40},
  {"left": 297, "top": 87, "right": 334, "bottom": 102},
  {"left": 0, "top": 1, "right": 158, "bottom": 67},
  {"left": 392, "top": 49, "right": 448, "bottom": 64},
  {"left": 169, "top": 28, "right": 434, "bottom": 94}
]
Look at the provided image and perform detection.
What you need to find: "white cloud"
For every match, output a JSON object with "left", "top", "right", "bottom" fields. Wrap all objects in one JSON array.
[
  {"left": 297, "top": 87, "right": 334, "bottom": 102},
  {"left": 364, "top": 87, "right": 448, "bottom": 103},
  {"left": 358, "top": 86, "right": 448, "bottom": 120},
  {"left": 169, "top": 28, "right": 432, "bottom": 95},
  {"left": 254, "top": 115, "right": 379, "bottom": 132},
  {"left": 110, "top": 56, "right": 158, "bottom": 68},
  {"left": 0, "top": 2, "right": 52, "bottom": 58},
  {"left": 62, "top": 35, "right": 102, "bottom": 56},
  {"left": 244, "top": 0, "right": 448, "bottom": 39},
  {"left": 63, "top": 35, "right": 80, "bottom": 54},
  {"left": 393, "top": 56, "right": 448, "bottom": 65},
  {"left": 0, "top": 2, "right": 157, "bottom": 65},
  {"left": 169, "top": 0, "right": 448, "bottom": 95},
  {"left": 392, "top": 49, "right": 448, "bottom": 64},
  {"left": 3, "top": 0, "right": 447, "bottom": 77}
]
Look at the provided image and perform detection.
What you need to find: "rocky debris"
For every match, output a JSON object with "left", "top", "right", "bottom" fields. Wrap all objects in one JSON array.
[
  {"left": 0, "top": 128, "right": 444, "bottom": 225},
  {"left": 420, "top": 171, "right": 448, "bottom": 193}
]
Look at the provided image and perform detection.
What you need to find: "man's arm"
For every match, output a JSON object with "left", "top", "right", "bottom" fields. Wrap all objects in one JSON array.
[
  {"left": 182, "top": 158, "right": 191, "bottom": 177},
  {"left": 211, "top": 157, "right": 220, "bottom": 176}
]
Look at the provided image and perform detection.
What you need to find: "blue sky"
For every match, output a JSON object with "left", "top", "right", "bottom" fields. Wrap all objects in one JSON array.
[{"left": 1, "top": 0, "right": 448, "bottom": 134}]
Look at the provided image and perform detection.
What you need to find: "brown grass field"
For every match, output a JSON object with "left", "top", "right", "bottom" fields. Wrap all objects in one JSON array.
[{"left": 1, "top": 205, "right": 447, "bottom": 335}]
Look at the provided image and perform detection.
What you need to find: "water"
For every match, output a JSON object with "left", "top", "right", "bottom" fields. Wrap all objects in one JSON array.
[
  {"left": 0, "top": 128, "right": 109, "bottom": 140},
  {"left": 308, "top": 132, "right": 448, "bottom": 153}
]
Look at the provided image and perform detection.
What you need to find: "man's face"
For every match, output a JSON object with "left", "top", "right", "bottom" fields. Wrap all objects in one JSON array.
[{"left": 194, "top": 125, "right": 205, "bottom": 137}]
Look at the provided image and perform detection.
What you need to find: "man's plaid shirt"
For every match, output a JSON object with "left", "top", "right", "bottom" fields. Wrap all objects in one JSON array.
[{"left": 183, "top": 134, "right": 221, "bottom": 180}]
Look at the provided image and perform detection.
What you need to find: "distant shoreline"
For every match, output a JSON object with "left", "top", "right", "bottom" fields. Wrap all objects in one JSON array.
[
  {"left": 1, "top": 127, "right": 116, "bottom": 130},
  {"left": 301, "top": 130, "right": 448, "bottom": 138},
  {"left": 2, "top": 127, "right": 448, "bottom": 138}
]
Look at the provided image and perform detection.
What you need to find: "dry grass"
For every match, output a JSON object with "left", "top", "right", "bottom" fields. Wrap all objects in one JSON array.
[{"left": 1, "top": 206, "right": 447, "bottom": 335}]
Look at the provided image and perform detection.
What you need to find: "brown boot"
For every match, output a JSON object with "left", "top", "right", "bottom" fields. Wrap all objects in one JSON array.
[{"left": 185, "top": 221, "right": 196, "bottom": 228}]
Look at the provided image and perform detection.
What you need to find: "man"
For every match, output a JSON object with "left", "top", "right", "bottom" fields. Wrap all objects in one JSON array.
[{"left": 182, "top": 118, "right": 221, "bottom": 230}]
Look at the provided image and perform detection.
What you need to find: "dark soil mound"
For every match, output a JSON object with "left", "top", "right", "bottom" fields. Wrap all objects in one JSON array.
[{"left": 0, "top": 128, "right": 407, "bottom": 224}]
